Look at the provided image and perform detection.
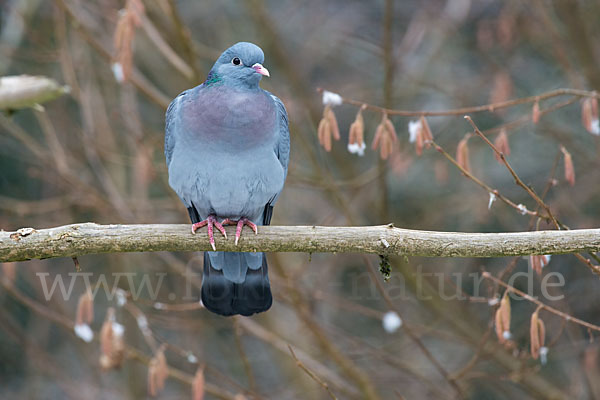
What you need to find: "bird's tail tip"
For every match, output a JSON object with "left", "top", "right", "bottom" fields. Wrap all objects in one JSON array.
[{"left": 201, "top": 252, "right": 272, "bottom": 317}]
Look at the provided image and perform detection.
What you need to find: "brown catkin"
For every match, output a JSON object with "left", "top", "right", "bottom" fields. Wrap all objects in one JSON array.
[
  {"left": 530, "top": 255, "right": 542, "bottom": 275},
  {"left": 381, "top": 135, "right": 392, "bottom": 159},
  {"left": 75, "top": 290, "right": 94, "bottom": 326},
  {"left": 349, "top": 109, "right": 365, "bottom": 146},
  {"left": 192, "top": 366, "right": 205, "bottom": 400},
  {"left": 560, "top": 145, "right": 575, "bottom": 186},
  {"left": 112, "top": 0, "right": 145, "bottom": 82},
  {"left": 530, "top": 307, "right": 545, "bottom": 359},
  {"left": 415, "top": 125, "right": 424, "bottom": 156},
  {"left": 582, "top": 97, "right": 599, "bottom": 134},
  {"left": 99, "top": 307, "right": 125, "bottom": 370},
  {"left": 323, "top": 120, "right": 332, "bottom": 151},
  {"left": 156, "top": 347, "right": 168, "bottom": 386},
  {"left": 538, "top": 318, "right": 546, "bottom": 348},
  {"left": 530, "top": 310, "right": 540, "bottom": 358},
  {"left": 372, "top": 114, "right": 398, "bottom": 159},
  {"left": 493, "top": 129, "right": 510, "bottom": 162},
  {"left": 326, "top": 106, "right": 340, "bottom": 141},
  {"left": 371, "top": 121, "right": 385, "bottom": 151},
  {"left": 420, "top": 116, "right": 433, "bottom": 148},
  {"left": 495, "top": 307, "right": 505, "bottom": 343},
  {"left": 500, "top": 292, "right": 511, "bottom": 333},
  {"left": 384, "top": 116, "right": 398, "bottom": 143},
  {"left": 456, "top": 136, "right": 471, "bottom": 173},
  {"left": 317, "top": 105, "right": 342, "bottom": 152},
  {"left": 148, "top": 346, "right": 168, "bottom": 397},
  {"left": 349, "top": 122, "right": 357, "bottom": 145},
  {"left": 495, "top": 291, "right": 511, "bottom": 343},
  {"left": 317, "top": 117, "right": 331, "bottom": 151},
  {"left": 148, "top": 358, "right": 160, "bottom": 396},
  {"left": 582, "top": 98, "right": 592, "bottom": 132},
  {"left": 532, "top": 100, "right": 540, "bottom": 123}
]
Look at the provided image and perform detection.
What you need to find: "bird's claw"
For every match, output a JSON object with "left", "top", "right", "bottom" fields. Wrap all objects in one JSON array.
[
  {"left": 191, "top": 215, "right": 227, "bottom": 250},
  {"left": 222, "top": 217, "right": 257, "bottom": 245}
]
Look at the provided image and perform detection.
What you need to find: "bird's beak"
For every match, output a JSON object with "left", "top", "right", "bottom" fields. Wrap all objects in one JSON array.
[{"left": 252, "top": 63, "right": 270, "bottom": 77}]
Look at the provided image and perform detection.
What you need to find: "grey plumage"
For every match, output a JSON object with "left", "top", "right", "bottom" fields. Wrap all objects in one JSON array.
[{"left": 165, "top": 42, "right": 289, "bottom": 316}]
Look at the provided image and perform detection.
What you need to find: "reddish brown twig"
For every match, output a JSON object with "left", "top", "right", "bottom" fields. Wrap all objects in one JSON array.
[
  {"left": 466, "top": 116, "right": 600, "bottom": 275},
  {"left": 431, "top": 139, "right": 548, "bottom": 220},
  {"left": 288, "top": 345, "right": 338, "bottom": 400},
  {"left": 465, "top": 115, "right": 560, "bottom": 228},
  {"left": 363, "top": 256, "right": 464, "bottom": 398},
  {"left": 317, "top": 87, "right": 600, "bottom": 117},
  {"left": 482, "top": 272, "right": 600, "bottom": 333}
]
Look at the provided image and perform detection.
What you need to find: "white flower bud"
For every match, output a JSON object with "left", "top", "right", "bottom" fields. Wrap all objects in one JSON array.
[{"left": 382, "top": 311, "right": 402, "bottom": 333}]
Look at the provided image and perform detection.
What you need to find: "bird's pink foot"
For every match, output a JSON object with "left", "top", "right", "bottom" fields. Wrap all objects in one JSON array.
[
  {"left": 191, "top": 214, "right": 227, "bottom": 251},
  {"left": 221, "top": 217, "right": 258, "bottom": 245}
]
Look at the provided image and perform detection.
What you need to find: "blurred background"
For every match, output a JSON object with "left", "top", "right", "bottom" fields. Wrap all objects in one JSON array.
[{"left": 1, "top": 0, "right": 600, "bottom": 399}]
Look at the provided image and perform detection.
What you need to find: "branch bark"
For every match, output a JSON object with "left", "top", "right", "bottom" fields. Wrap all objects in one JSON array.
[{"left": 1, "top": 223, "right": 600, "bottom": 262}]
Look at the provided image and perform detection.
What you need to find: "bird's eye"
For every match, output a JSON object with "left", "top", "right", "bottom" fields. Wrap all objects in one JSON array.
[{"left": 232, "top": 57, "right": 242, "bottom": 66}]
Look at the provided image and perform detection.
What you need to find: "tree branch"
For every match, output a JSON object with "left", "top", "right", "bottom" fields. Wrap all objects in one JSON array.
[
  {"left": 2, "top": 223, "right": 600, "bottom": 262},
  {"left": 317, "top": 87, "right": 599, "bottom": 116}
]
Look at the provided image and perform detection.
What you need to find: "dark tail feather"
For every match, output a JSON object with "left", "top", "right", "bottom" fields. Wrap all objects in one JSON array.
[{"left": 201, "top": 252, "right": 272, "bottom": 317}]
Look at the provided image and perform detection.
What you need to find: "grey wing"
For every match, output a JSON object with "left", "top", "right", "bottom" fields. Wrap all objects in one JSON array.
[
  {"left": 262, "top": 92, "right": 290, "bottom": 225},
  {"left": 164, "top": 89, "right": 189, "bottom": 168},
  {"left": 270, "top": 93, "right": 290, "bottom": 179}
]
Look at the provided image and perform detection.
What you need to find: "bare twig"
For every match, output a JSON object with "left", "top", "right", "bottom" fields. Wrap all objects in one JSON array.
[
  {"left": 232, "top": 318, "right": 257, "bottom": 394},
  {"left": 465, "top": 115, "right": 560, "bottom": 227},
  {"left": 363, "top": 256, "right": 464, "bottom": 397},
  {"left": 0, "top": 277, "right": 237, "bottom": 400},
  {"left": 54, "top": 0, "right": 171, "bottom": 108},
  {"left": 288, "top": 345, "right": 338, "bottom": 400},
  {"left": 270, "top": 255, "right": 381, "bottom": 400},
  {"left": 317, "top": 87, "right": 599, "bottom": 117},
  {"left": 450, "top": 319, "right": 494, "bottom": 381},
  {"left": 482, "top": 272, "right": 600, "bottom": 333},
  {"left": 466, "top": 116, "right": 600, "bottom": 275},
  {"left": 139, "top": 14, "right": 194, "bottom": 80},
  {"left": 431, "top": 139, "right": 548, "bottom": 220},
  {"left": 238, "top": 318, "right": 360, "bottom": 398},
  {"left": 165, "top": 0, "right": 202, "bottom": 82}
]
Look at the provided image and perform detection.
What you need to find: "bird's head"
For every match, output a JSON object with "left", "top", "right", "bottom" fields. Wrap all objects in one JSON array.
[{"left": 207, "top": 42, "right": 270, "bottom": 89}]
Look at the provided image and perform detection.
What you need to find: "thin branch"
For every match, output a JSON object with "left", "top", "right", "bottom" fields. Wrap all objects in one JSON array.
[
  {"left": 2, "top": 223, "right": 600, "bottom": 262},
  {"left": 449, "top": 319, "right": 494, "bottom": 381},
  {"left": 238, "top": 318, "right": 360, "bottom": 398},
  {"left": 431, "top": 139, "right": 548, "bottom": 220},
  {"left": 483, "top": 96, "right": 579, "bottom": 135},
  {"left": 165, "top": 0, "right": 202, "bottom": 82},
  {"left": 317, "top": 87, "right": 599, "bottom": 117},
  {"left": 465, "top": 116, "right": 600, "bottom": 274},
  {"left": 0, "top": 277, "right": 237, "bottom": 400},
  {"left": 270, "top": 255, "right": 380, "bottom": 400},
  {"left": 232, "top": 318, "right": 257, "bottom": 394},
  {"left": 288, "top": 345, "right": 338, "bottom": 400},
  {"left": 465, "top": 116, "right": 560, "bottom": 227},
  {"left": 54, "top": 0, "right": 171, "bottom": 109},
  {"left": 139, "top": 13, "right": 195, "bottom": 81},
  {"left": 363, "top": 256, "right": 464, "bottom": 398},
  {"left": 482, "top": 272, "right": 600, "bottom": 333}
]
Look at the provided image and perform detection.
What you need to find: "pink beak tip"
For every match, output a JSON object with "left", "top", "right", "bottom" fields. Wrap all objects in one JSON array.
[{"left": 252, "top": 63, "right": 270, "bottom": 77}]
